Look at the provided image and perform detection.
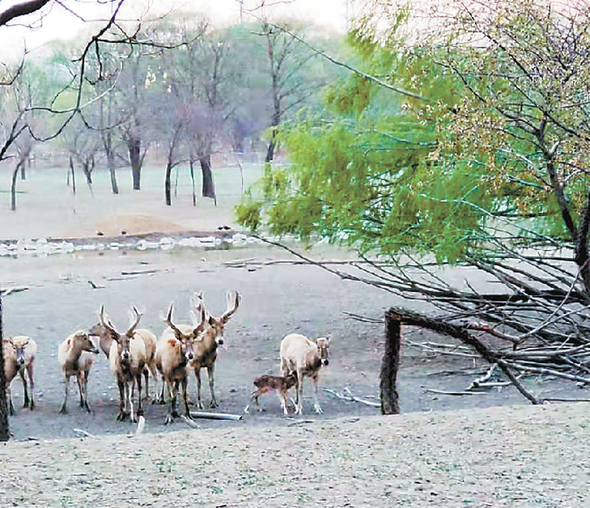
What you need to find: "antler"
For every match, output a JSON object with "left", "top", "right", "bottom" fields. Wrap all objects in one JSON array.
[
  {"left": 220, "top": 291, "right": 241, "bottom": 323},
  {"left": 99, "top": 305, "right": 118, "bottom": 336},
  {"left": 126, "top": 306, "right": 142, "bottom": 337},
  {"left": 190, "top": 292, "right": 209, "bottom": 325},
  {"left": 165, "top": 304, "right": 184, "bottom": 338}
]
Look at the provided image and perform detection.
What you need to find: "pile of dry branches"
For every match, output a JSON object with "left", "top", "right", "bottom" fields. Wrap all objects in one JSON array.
[{"left": 258, "top": 237, "right": 590, "bottom": 405}]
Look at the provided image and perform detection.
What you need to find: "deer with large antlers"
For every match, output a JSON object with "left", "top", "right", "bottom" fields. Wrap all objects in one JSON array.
[
  {"left": 89, "top": 314, "right": 158, "bottom": 402},
  {"left": 99, "top": 305, "right": 147, "bottom": 422},
  {"left": 189, "top": 291, "right": 240, "bottom": 409},
  {"left": 155, "top": 304, "right": 206, "bottom": 424}
]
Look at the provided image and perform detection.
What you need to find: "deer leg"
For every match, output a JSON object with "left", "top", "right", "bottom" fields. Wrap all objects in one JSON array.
[
  {"left": 181, "top": 376, "right": 192, "bottom": 419},
  {"left": 295, "top": 370, "right": 304, "bottom": 415},
  {"left": 59, "top": 375, "right": 69, "bottom": 414},
  {"left": 163, "top": 380, "right": 175, "bottom": 425},
  {"left": 194, "top": 368, "right": 204, "bottom": 410},
  {"left": 279, "top": 392, "right": 290, "bottom": 415},
  {"left": 19, "top": 368, "right": 30, "bottom": 409},
  {"left": 135, "top": 373, "right": 143, "bottom": 420},
  {"left": 171, "top": 380, "right": 179, "bottom": 417},
  {"left": 26, "top": 363, "right": 35, "bottom": 410},
  {"left": 207, "top": 364, "right": 218, "bottom": 408},
  {"left": 143, "top": 367, "right": 149, "bottom": 402},
  {"left": 150, "top": 366, "right": 160, "bottom": 404},
  {"left": 77, "top": 373, "right": 84, "bottom": 408},
  {"left": 156, "top": 375, "right": 166, "bottom": 405},
  {"left": 117, "top": 378, "right": 127, "bottom": 421},
  {"left": 312, "top": 374, "right": 323, "bottom": 414},
  {"left": 81, "top": 371, "right": 91, "bottom": 412}
]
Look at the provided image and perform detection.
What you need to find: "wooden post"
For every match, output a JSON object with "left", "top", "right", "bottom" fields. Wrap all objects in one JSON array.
[
  {"left": 380, "top": 310, "right": 401, "bottom": 415},
  {"left": 0, "top": 289, "right": 9, "bottom": 441}
]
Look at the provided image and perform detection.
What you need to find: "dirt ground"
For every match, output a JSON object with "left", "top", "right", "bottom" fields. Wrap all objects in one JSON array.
[{"left": 1, "top": 165, "right": 589, "bottom": 506}]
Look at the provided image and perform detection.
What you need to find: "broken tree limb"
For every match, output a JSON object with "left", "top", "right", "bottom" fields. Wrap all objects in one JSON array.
[
  {"left": 73, "top": 428, "right": 95, "bottom": 438},
  {"left": 422, "top": 387, "right": 486, "bottom": 396},
  {"left": 0, "top": 286, "right": 28, "bottom": 296},
  {"left": 467, "top": 363, "right": 500, "bottom": 389},
  {"left": 323, "top": 388, "right": 381, "bottom": 408},
  {"left": 189, "top": 411, "right": 243, "bottom": 421},
  {"left": 386, "top": 306, "right": 544, "bottom": 405},
  {"left": 405, "top": 339, "right": 480, "bottom": 358}
]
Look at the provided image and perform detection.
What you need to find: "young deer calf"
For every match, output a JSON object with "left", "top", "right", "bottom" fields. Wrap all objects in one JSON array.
[{"left": 244, "top": 372, "right": 298, "bottom": 415}]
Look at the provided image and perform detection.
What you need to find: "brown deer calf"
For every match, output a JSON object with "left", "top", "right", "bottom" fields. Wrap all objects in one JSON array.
[{"left": 244, "top": 372, "right": 298, "bottom": 415}]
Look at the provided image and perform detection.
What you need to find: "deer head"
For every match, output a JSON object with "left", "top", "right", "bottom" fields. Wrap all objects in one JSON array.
[
  {"left": 205, "top": 291, "right": 241, "bottom": 346},
  {"left": 315, "top": 337, "right": 331, "bottom": 366},
  {"left": 6, "top": 337, "right": 29, "bottom": 366},
  {"left": 165, "top": 304, "right": 207, "bottom": 362},
  {"left": 99, "top": 305, "right": 142, "bottom": 363}
]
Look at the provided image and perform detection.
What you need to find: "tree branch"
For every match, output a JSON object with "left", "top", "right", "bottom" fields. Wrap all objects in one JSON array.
[{"left": 0, "top": 0, "right": 51, "bottom": 27}]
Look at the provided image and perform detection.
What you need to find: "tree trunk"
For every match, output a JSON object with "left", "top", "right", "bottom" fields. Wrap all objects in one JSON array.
[
  {"left": 107, "top": 150, "right": 118, "bottom": 195},
  {"left": 265, "top": 103, "right": 281, "bottom": 164},
  {"left": 380, "top": 311, "right": 401, "bottom": 415},
  {"left": 0, "top": 290, "right": 9, "bottom": 442},
  {"left": 128, "top": 137, "right": 142, "bottom": 191},
  {"left": 265, "top": 128, "right": 277, "bottom": 163},
  {"left": 200, "top": 155, "right": 217, "bottom": 205},
  {"left": 10, "top": 161, "right": 23, "bottom": 211},
  {"left": 69, "top": 156, "right": 76, "bottom": 195},
  {"left": 165, "top": 161, "right": 173, "bottom": 206},
  {"left": 190, "top": 158, "right": 197, "bottom": 206},
  {"left": 82, "top": 157, "right": 94, "bottom": 192}
]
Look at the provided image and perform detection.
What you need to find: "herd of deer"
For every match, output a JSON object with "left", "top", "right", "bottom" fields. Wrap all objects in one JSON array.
[{"left": 2, "top": 291, "right": 331, "bottom": 425}]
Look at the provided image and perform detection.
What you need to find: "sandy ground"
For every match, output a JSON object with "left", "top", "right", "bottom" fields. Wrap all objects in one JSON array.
[
  {"left": 1, "top": 165, "right": 589, "bottom": 506},
  {"left": 2, "top": 402, "right": 589, "bottom": 507}
]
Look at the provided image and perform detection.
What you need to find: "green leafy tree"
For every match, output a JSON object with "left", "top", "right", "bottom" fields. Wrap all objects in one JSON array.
[{"left": 238, "top": 0, "right": 590, "bottom": 405}]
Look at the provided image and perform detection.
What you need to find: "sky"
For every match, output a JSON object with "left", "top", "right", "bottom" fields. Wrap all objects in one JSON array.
[{"left": 0, "top": 0, "right": 351, "bottom": 61}]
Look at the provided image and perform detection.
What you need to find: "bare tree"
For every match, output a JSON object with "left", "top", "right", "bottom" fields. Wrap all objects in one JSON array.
[{"left": 257, "top": 20, "right": 318, "bottom": 163}]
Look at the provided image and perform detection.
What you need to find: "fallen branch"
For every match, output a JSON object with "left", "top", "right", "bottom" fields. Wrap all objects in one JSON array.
[
  {"left": 469, "top": 380, "right": 514, "bottom": 389},
  {"left": 467, "top": 363, "right": 501, "bottom": 390},
  {"left": 120, "top": 269, "right": 163, "bottom": 276},
  {"left": 405, "top": 339, "right": 480, "bottom": 358},
  {"left": 0, "top": 286, "right": 29, "bottom": 296},
  {"left": 323, "top": 387, "right": 381, "bottom": 407},
  {"left": 287, "top": 419, "right": 315, "bottom": 426},
  {"left": 189, "top": 411, "right": 243, "bottom": 421},
  {"left": 542, "top": 397, "right": 590, "bottom": 403},
  {"left": 422, "top": 387, "right": 486, "bottom": 396},
  {"left": 343, "top": 311, "right": 383, "bottom": 324},
  {"left": 73, "top": 428, "right": 95, "bottom": 438},
  {"left": 503, "top": 361, "right": 590, "bottom": 384}
]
